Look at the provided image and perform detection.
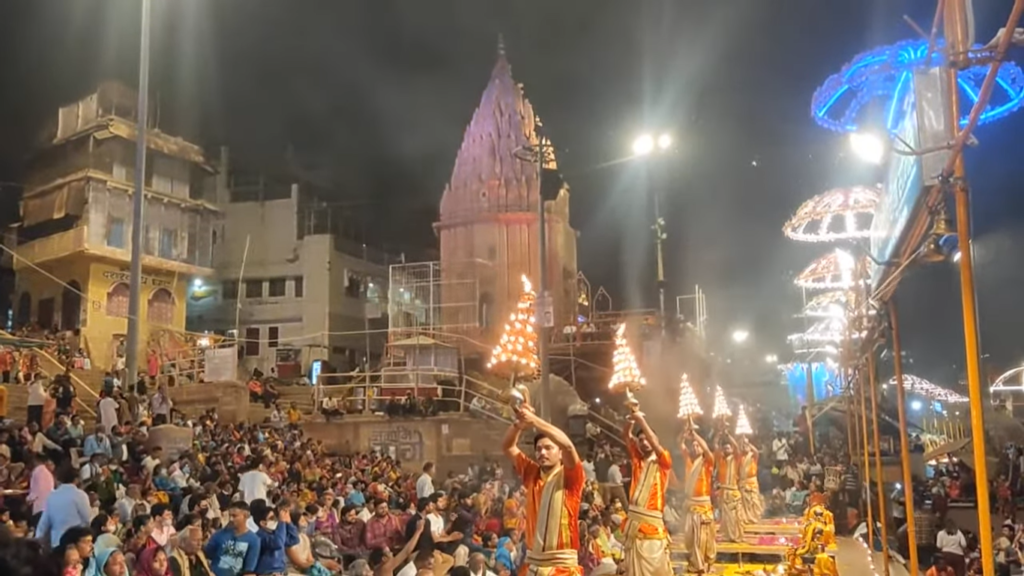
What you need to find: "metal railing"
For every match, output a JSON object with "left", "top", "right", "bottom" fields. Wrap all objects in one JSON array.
[
  {"left": 307, "top": 368, "right": 624, "bottom": 446},
  {"left": 0, "top": 330, "right": 97, "bottom": 417}
]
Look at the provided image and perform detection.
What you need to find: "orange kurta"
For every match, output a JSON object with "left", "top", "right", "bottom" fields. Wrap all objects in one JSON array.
[
  {"left": 740, "top": 451, "right": 758, "bottom": 483},
  {"left": 685, "top": 453, "right": 715, "bottom": 499},
  {"left": 514, "top": 452, "right": 585, "bottom": 576},
  {"left": 715, "top": 452, "right": 740, "bottom": 488},
  {"left": 623, "top": 443, "right": 672, "bottom": 539}
]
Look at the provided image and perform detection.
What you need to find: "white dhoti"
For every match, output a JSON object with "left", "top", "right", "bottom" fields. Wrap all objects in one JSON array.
[
  {"left": 681, "top": 499, "right": 716, "bottom": 573},
  {"left": 740, "top": 481, "right": 764, "bottom": 524},
  {"left": 624, "top": 538, "right": 673, "bottom": 576},
  {"left": 718, "top": 487, "right": 744, "bottom": 543}
]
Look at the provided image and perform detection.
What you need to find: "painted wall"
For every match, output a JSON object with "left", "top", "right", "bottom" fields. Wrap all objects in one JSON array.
[
  {"left": 15, "top": 257, "right": 189, "bottom": 370},
  {"left": 301, "top": 415, "right": 510, "bottom": 477}
]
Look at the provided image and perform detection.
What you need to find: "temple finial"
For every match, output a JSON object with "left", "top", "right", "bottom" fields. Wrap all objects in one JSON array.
[{"left": 497, "top": 33, "right": 506, "bottom": 57}]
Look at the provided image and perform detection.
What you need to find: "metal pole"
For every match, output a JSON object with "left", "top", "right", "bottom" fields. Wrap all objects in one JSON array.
[
  {"left": 654, "top": 191, "right": 666, "bottom": 333},
  {"left": 891, "top": 299, "right": 919, "bottom": 576},
  {"left": 868, "top": 354, "right": 890, "bottom": 576},
  {"left": 805, "top": 361, "right": 815, "bottom": 456},
  {"left": 859, "top": 367, "right": 874, "bottom": 549},
  {"left": 125, "top": 0, "right": 152, "bottom": 387},
  {"left": 537, "top": 143, "right": 550, "bottom": 421},
  {"left": 945, "top": 2, "right": 994, "bottom": 572}
]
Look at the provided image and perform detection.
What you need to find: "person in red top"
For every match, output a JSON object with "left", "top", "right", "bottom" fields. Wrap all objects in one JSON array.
[
  {"left": 620, "top": 411, "right": 672, "bottom": 576},
  {"left": 681, "top": 427, "right": 716, "bottom": 574},
  {"left": 502, "top": 403, "right": 583, "bottom": 576}
]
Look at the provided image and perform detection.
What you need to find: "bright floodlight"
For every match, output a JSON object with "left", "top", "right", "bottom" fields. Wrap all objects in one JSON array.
[
  {"left": 765, "top": 354, "right": 778, "bottom": 364},
  {"left": 952, "top": 250, "right": 962, "bottom": 263},
  {"left": 657, "top": 133, "right": 673, "bottom": 150},
  {"left": 632, "top": 134, "right": 655, "bottom": 156},
  {"left": 192, "top": 278, "right": 204, "bottom": 289},
  {"left": 732, "top": 329, "right": 750, "bottom": 343},
  {"left": 910, "top": 400, "right": 923, "bottom": 411},
  {"left": 849, "top": 132, "right": 885, "bottom": 164}
]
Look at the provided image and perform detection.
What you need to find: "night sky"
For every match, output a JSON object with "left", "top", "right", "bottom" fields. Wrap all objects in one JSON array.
[{"left": 1, "top": 0, "right": 1023, "bottom": 387}]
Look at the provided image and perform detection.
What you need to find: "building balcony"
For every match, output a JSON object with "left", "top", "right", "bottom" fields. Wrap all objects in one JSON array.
[{"left": 12, "top": 226, "right": 215, "bottom": 277}]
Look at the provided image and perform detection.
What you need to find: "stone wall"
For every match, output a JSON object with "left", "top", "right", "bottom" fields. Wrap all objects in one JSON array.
[
  {"left": 301, "top": 414, "right": 511, "bottom": 477},
  {"left": 167, "top": 381, "right": 249, "bottom": 424}
]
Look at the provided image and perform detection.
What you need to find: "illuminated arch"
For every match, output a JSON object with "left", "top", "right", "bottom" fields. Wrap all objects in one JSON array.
[
  {"left": 795, "top": 249, "right": 871, "bottom": 290},
  {"left": 811, "top": 39, "right": 1024, "bottom": 133},
  {"left": 147, "top": 288, "right": 176, "bottom": 326},
  {"left": 991, "top": 366, "right": 1024, "bottom": 394},
  {"left": 105, "top": 283, "right": 129, "bottom": 318},
  {"left": 783, "top": 186, "right": 879, "bottom": 242}
]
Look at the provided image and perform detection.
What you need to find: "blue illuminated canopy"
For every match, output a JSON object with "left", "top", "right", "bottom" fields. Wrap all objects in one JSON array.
[{"left": 811, "top": 39, "right": 1024, "bottom": 133}]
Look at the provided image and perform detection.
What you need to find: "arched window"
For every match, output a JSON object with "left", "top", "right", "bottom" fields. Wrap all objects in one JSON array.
[
  {"left": 16, "top": 292, "right": 31, "bottom": 327},
  {"left": 147, "top": 288, "right": 175, "bottom": 326},
  {"left": 106, "top": 283, "right": 130, "bottom": 318}
]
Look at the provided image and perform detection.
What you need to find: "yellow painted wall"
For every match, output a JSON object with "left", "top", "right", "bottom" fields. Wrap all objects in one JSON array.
[
  {"left": 14, "top": 256, "right": 188, "bottom": 371},
  {"left": 85, "top": 261, "right": 188, "bottom": 370}
]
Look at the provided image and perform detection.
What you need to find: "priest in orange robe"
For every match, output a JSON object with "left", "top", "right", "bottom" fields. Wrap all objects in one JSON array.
[
  {"left": 620, "top": 411, "right": 673, "bottom": 576},
  {"left": 738, "top": 436, "right": 764, "bottom": 524},
  {"left": 681, "top": 428, "right": 717, "bottom": 574},
  {"left": 715, "top": 433, "right": 745, "bottom": 543},
  {"left": 502, "top": 404, "right": 584, "bottom": 576}
]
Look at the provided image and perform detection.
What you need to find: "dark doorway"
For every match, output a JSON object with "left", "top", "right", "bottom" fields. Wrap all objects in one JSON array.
[
  {"left": 38, "top": 297, "right": 55, "bottom": 330},
  {"left": 61, "top": 281, "right": 83, "bottom": 330},
  {"left": 16, "top": 292, "right": 30, "bottom": 328}
]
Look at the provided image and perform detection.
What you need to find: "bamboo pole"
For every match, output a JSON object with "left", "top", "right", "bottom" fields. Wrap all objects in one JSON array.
[
  {"left": 868, "top": 354, "right": 890, "bottom": 576},
  {"left": 859, "top": 366, "right": 874, "bottom": 549},
  {"left": 890, "top": 300, "right": 919, "bottom": 576}
]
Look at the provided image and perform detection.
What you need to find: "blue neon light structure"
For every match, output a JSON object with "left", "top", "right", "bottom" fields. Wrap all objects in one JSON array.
[
  {"left": 781, "top": 362, "right": 841, "bottom": 405},
  {"left": 812, "top": 39, "right": 1024, "bottom": 133}
]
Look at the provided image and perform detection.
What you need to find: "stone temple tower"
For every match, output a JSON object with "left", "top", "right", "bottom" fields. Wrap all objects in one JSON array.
[{"left": 434, "top": 39, "right": 578, "bottom": 349}]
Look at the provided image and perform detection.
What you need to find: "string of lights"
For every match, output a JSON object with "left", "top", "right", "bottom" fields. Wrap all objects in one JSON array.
[
  {"left": 712, "top": 385, "right": 732, "bottom": 418},
  {"left": 607, "top": 323, "right": 645, "bottom": 391},
  {"left": 888, "top": 374, "right": 968, "bottom": 404},
  {"left": 486, "top": 275, "right": 539, "bottom": 376},
  {"left": 735, "top": 404, "right": 753, "bottom": 436}
]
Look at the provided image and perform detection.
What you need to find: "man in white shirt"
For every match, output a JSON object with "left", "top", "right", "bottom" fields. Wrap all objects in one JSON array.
[
  {"left": 772, "top": 433, "right": 790, "bottom": 466},
  {"left": 238, "top": 459, "right": 276, "bottom": 503},
  {"left": 582, "top": 455, "right": 597, "bottom": 482},
  {"left": 141, "top": 447, "right": 163, "bottom": 476},
  {"left": 98, "top": 392, "right": 119, "bottom": 434},
  {"left": 27, "top": 376, "right": 48, "bottom": 428},
  {"left": 605, "top": 460, "right": 627, "bottom": 507},
  {"left": 416, "top": 462, "right": 436, "bottom": 500}
]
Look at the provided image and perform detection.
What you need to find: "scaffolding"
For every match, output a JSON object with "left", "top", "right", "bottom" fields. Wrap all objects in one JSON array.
[{"left": 387, "top": 261, "right": 480, "bottom": 345}]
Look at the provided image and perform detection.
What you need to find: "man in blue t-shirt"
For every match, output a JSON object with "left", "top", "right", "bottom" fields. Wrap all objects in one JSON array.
[
  {"left": 250, "top": 499, "right": 292, "bottom": 575},
  {"left": 205, "top": 501, "right": 261, "bottom": 576}
]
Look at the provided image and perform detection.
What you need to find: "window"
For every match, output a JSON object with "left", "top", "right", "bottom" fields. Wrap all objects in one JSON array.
[
  {"left": 112, "top": 162, "right": 128, "bottom": 182},
  {"left": 244, "top": 327, "right": 260, "bottom": 357},
  {"left": 222, "top": 280, "right": 238, "bottom": 300},
  {"left": 345, "top": 271, "right": 363, "bottom": 297},
  {"left": 268, "top": 278, "right": 286, "bottom": 298},
  {"left": 143, "top": 225, "right": 154, "bottom": 255},
  {"left": 147, "top": 288, "right": 175, "bottom": 326},
  {"left": 106, "top": 283, "right": 130, "bottom": 318},
  {"left": 293, "top": 277, "right": 304, "bottom": 298},
  {"left": 107, "top": 217, "right": 126, "bottom": 249},
  {"left": 268, "top": 326, "right": 279, "bottom": 348},
  {"left": 158, "top": 228, "right": 177, "bottom": 259},
  {"left": 245, "top": 280, "right": 263, "bottom": 299}
]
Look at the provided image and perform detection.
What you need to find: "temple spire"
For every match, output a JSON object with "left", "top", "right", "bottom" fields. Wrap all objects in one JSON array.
[{"left": 497, "top": 33, "right": 506, "bottom": 57}]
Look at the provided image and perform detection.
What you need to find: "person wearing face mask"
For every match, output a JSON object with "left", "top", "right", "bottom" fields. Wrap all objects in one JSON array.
[
  {"left": 251, "top": 499, "right": 291, "bottom": 576},
  {"left": 151, "top": 503, "right": 178, "bottom": 549}
]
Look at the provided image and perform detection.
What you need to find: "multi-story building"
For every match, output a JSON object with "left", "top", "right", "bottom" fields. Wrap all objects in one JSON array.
[
  {"left": 185, "top": 170, "right": 391, "bottom": 379},
  {"left": 5, "top": 82, "right": 221, "bottom": 369}
]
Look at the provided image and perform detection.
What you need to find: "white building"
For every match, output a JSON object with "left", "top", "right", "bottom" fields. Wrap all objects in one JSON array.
[{"left": 186, "top": 179, "right": 390, "bottom": 379}]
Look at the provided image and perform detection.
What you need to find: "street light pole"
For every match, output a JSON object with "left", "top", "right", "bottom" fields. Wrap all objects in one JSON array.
[
  {"left": 653, "top": 190, "right": 666, "bottom": 331},
  {"left": 125, "top": 0, "right": 152, "bottom": 388}
]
